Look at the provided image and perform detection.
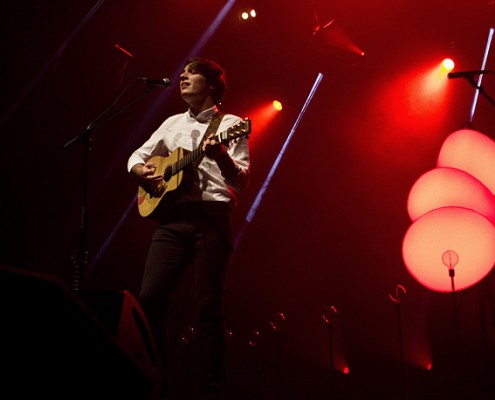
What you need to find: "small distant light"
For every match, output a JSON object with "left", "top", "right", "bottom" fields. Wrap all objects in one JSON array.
[
  {"left": 442, "top": 58, "right": 455, "bottom": 71},
  {"left": 427, "top": 363, "right": 433, "bottom": 371},
  {"left": 239, "top": 9, "right": 256, "bottom": 21},
  {"left": 273, "top": 100, "right": 283, "bottom": 111},
  {"left": 343, "top": 367, "right": 350, "bottom": 374}
]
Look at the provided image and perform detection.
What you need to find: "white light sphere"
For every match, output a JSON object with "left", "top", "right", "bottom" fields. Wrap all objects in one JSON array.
[
  {"left": 402, "top": 206, "right": 495, "bottom": 292},
  {"left": 437, "top": 129, "right": 495, "bottom": 195},
  {"left": 407, "top": 167, "right": 495, "bottom": 225}
]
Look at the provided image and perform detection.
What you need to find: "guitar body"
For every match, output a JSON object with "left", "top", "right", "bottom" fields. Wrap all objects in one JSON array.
[{"left": 137, "top": 148, "right": 186, "bottom": 218}]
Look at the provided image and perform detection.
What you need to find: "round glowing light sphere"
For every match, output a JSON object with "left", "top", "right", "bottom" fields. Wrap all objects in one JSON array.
[
  {"left": 437, "top": 129, "right": 495, "bottom": 195},
  {"left": 402, "top": 206, "right": 495, "bottom": 292},
  {"left": 407, "top": 167, "right": 495, "bottom": 224},
  {"left": 272, "top": 100, "right": 283, "bottom": 111}
]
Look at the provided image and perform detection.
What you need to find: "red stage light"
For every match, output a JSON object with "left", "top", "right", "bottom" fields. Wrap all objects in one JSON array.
[
  {"left": 243, "top": 100, "right": 284, "bottom": 149},
  {"left": 441, "top": 58, "right": 454, "bottom": 72},
  {"left": 272, "top": 100, "right": 283, "bottom": 111}
]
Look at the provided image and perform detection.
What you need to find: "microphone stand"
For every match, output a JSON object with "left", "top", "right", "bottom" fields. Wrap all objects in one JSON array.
[
  {"left": 270, "top": 312, "right": 286, "bottom": 400},
  {"left": 447, "top": 265, "right": 463, "bottom": 397},
  {"left": 463, "top": 76, "right": 495, "bottom": 108},
  {"left": 450, "top": 71, "right": 494, "bottom": 129},
  {"left": 248, "top": 330, "right": 261, "bottom": 400},
  {"left": 388, "top": 286, "right": 406, "bottom": 400},
  {"left": 63, "top": 79, "right": 161, "bottom": 292},
  {"left": 326, "top": 320, "right": 335, "bottom": 400},
  {"left": 322, "top": 306, "right": 338, "bottom": 400},
  {"left": 441, "top": 250, "right": 462, "bottom": 397}
]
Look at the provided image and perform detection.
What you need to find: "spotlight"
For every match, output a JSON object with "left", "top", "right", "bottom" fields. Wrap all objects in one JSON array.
[
  {"left": 312, "top": 18, "right": 364, "bottom": 57},
  {"left": 442, "top": 58, "right": 455, "bottom": 72},
  {"left": 272, "top": 100, "right": 283, "bottom": 111},
  {"left": 113, "top": 43, "right": 134, "bottom": 58},
  {"left": 239, "top": 8, "right": 257, "bottom": 21}
]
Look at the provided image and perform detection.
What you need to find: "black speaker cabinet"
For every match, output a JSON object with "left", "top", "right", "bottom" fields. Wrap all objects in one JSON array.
[{"left": 0, "top": 264, "right": 158, "bottom": 399}]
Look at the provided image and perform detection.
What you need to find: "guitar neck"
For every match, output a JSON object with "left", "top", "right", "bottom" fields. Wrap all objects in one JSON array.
[
  {"left": 171, "top": 140, "right": 208, "bottom": 175},
  {"left": 170, "top": 117, "right": 251, "bottom": 175}
]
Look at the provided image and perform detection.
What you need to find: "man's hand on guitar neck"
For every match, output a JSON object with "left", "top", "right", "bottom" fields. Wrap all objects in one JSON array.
[
  {"left": 131, "top": 161, "right": 165, "bottom": 197},
  {"left": 202, "top": 132, "right": 225, "bottom": 160},
  {"left": 203, "top": 133, "right": 240, "bottom": 179}
]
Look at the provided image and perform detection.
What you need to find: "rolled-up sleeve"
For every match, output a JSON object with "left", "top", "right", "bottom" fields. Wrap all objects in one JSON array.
[
  {"left": 127, "top": 124, "right": 169, "bottom": 173},
  {"left": 224, "top": 136, "right": 250, "bottom": 193}
]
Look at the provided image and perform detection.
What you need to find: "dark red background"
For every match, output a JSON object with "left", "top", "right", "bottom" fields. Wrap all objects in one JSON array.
[{"left": 1, "top": 1, "right": 495, "bottom": 398}]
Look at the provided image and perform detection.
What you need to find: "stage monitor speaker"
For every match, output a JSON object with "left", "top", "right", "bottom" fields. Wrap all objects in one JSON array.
[
  {"left": 0, "top": 264, "right": 157, "bottom": 399},
  {"left": 78, "top": 289, "right": 158, "bottom": 383}
]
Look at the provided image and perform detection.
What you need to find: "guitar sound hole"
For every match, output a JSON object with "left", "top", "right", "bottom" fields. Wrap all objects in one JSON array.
[{"left": 163, "top": 166, "right": 172, "bottom": 182}]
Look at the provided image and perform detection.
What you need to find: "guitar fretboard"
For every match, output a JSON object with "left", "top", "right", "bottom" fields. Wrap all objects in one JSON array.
[
  {"left": 171, "top": 140, "right": 209, "bottom": 175},
  {"left": 169, "top": 118, "right": 250, "bottom": 176}
]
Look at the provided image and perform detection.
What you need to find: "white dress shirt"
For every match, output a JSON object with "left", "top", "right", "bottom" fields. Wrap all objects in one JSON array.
[{"left": 128, "top": 106, "right": 250, "bottom": 205}]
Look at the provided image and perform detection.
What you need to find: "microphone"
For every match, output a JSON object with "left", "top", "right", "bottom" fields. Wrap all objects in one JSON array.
[
  {"left": 447, "top": 70, "right": 491, "bottom": 79},
  {"left": 138, "top": 77, "right": 172, "bottom": 87}
]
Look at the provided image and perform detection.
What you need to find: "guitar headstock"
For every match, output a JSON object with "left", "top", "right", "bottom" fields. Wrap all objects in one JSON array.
[{"left": 219, "top": 118, "right": 251, "bottom": 144}]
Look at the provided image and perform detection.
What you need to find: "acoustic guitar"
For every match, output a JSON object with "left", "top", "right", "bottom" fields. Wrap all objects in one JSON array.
[{"left": 137, "top": 118, "right": 251, "bottom": 218}]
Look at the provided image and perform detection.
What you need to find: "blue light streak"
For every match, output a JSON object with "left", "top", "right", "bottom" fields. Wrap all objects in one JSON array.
[
  {"left": 469, "top": 27, "right": 494, "bottom": 124},
  {"left": 233, "top": 72, "right": 324, "bottom": 251}
]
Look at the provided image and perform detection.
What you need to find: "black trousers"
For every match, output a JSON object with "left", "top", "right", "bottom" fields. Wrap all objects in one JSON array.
[{"left": 138, "top": 201, "right": 233, "bottom": 400}]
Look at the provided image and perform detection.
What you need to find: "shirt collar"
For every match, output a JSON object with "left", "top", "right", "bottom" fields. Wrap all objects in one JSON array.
[{"left": 187, "top": 105, "right": 219, "bottom": 123}]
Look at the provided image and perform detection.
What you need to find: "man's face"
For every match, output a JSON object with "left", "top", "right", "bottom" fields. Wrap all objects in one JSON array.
[{"left": 179, "top": 63, "right": 212, "bottom": 101}]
